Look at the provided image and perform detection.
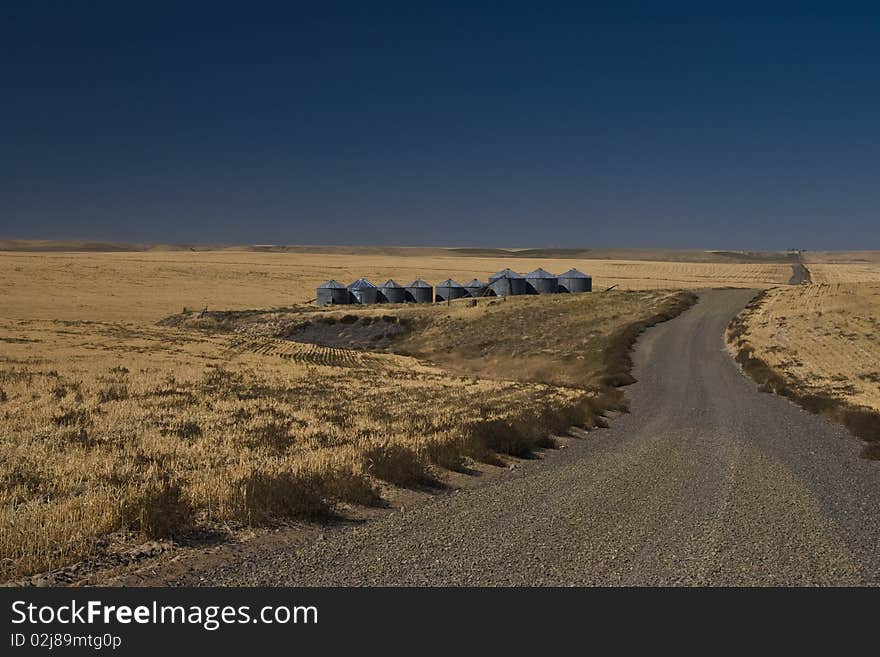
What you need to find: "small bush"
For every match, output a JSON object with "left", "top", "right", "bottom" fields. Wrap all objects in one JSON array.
[
  {"left": 364, "top": 441, "right": 431, "bottom": 487},
  {"left": 842, "top": 408, "right": 880, "bottom": 442},
  {"left": 231, "top": 470, "right": 330, "bottom": 524},
  {"left": 117, "top": 476, "right": 193, "bottom": 538},
  {"left": 467, "top": 418, "right": 542, "bottom": 457}
]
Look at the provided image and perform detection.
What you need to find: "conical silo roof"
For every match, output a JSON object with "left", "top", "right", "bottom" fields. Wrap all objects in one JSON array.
[
  {"left": 347, "top": 278, "right": 376, "bottom": 290},
  {"left": 559, "top": 268, "right": 591, "bottom": 278},
  {"left": 318, "top": 279, "right": 347, "bottom": 289},
  {"left": 379, "top": 279, "right": 403, "bottom": 288},
  {"left": 489, "top": 268, "right": 524, "bottom": 280},
  {"left": 436, "top": 278, "right": 464, "bottom": 288},
  {"left": 464, "top": 278, "right": 486, "bottom": 287},
  {"left": 525, "top": 268, "right": 556, "bottom": 279},
  {"left": 406, "top": 279, "right": 432, "bottom": 288}
]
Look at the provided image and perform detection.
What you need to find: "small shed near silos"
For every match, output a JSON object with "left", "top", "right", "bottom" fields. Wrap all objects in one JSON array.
[
  {"left": 463, "top": 278, "right": 492, "bottom": 298},
  {"left": 557, "top": 268, "right": 592, "bottom": 293},
  {"left": 405, "top": 279, "right": 433, "bottom": 303},
  {"left": 347, "top": 278, "right": 379, "bottom": 304},
  {"left": 434, "top": 278, "right": 468, "bottom": 302},
  {"left": 316, "top": 280, "right": 352, "bottom": 305},
  {"left": 524, "top": 268, "right": 559, "bottom": 295},
  {"left": 488, "top": 268, "right": 528, "bottom": 296},
  {"left": 378, "top": 279, "right": 406, "bottom": 304}
]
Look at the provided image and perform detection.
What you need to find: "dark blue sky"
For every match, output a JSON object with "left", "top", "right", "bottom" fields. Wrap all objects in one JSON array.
[{"left": 2, "top": 2, "right": 879, "bottom": 249}]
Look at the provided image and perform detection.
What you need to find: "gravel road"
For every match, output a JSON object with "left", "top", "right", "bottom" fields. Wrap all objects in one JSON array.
[{"left": 160, "top": 289, "right": 880, "bottom": 586}]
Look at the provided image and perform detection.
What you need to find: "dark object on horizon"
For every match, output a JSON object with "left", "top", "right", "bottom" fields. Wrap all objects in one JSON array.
[
  {"left": 463, "top": 278, "right": 493, "bottom": 298},
  {"left": 347, "top": 278, "right": 379, "bottom": 304},
  {"left": 405, "top": 279, "right": 433, "bottom": 303},
  {"left": 434, "top": 278, "right": 469, "bottom": 302},
  {"left": 488, "top": 268, "right": 528, "bottom": 296},
  {"left": 557, "top": 268, "right": 593, "bottom": 293},
  {"left": 378, "top": 279, "right": 407, "bottom": 303},
  {"left": 524, "top": 268, "right": 559, "bottom": 294},
  {"left": 316, "top": 280, "right": 352, "bottom": 305}
]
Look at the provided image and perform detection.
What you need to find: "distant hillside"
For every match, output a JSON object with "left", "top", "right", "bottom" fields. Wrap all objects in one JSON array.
[
  {"left": 0, "top": 240, "right": 810, "bottom": 263},
  {"left": 447, "top": 247, "right": 800, "bottom": 264}
]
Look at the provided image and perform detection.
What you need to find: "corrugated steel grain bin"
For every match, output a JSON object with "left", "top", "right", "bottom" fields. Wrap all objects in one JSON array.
[
  {"left": 525, "top": 268, "right": 559, "bottom": 294},
  {"left": 378, "top": 279, "right": 407, "bottom": 304},
  {"left": 434, "top": 278, "right": 469, "bottom": 302},
  {"left": 463, "top": 278, "right": 492, "bottom": 298},
  {"left": 347, "top": 278, "right": 379, "bottom": 304},
  {"left": 488, "top": 268, "right": 528, "bottom": 296},
  {"left": 405, "top": 279, "right": 433, "bottom": 303},
  {"left": 557, "top": 268, "right": 593, "bottom": 293},
  {"left": 316, "top": 280, "right": 352, "bottom": 305}
]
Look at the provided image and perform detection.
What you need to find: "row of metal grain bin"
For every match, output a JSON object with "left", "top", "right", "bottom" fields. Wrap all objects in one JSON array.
[
  {"left": 489, "top": 268, "right": 593, "bottom": 295},
  {"left": 317, "top": 278, "right": 435, "bottom": 305},
  {"left": 316, "top": 268, "right": 592, "bottom": 305}
]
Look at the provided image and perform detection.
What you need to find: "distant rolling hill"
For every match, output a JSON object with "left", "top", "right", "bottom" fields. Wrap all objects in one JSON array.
[{"left": 0, "top": 239, "right": 803, "bottom": 263}]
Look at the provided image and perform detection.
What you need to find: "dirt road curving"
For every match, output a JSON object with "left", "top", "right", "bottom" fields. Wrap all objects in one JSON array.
[{"left": 145, "top": 289, "right": 880, "bottom": 586}]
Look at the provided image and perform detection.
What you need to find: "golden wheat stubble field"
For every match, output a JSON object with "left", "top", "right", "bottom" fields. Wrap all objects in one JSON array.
[
  {"left": 0, "top": 248, "right": 711, "bottom": 581},
  {"left": 1, "top": 250, "right": 793, "bottom": 322},
  {"left": 729, "top": 283, "right": 880, "bottom": 413}
]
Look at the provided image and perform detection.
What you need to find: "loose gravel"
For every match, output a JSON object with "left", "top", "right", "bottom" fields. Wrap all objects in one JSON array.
[{"left": 140, "top": 289, "right": 880, "bottom": 586}]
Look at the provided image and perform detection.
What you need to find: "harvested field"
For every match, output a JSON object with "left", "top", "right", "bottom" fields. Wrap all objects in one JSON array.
[
  {"left": 0, "top": 249, "right": 695, "bottom": 580},
  {"left": 801, "top": 252, "right": 880, "bottom": 284},
  {"left": 0, "top": 316, "right": 588, "bottom": 579},
  {"left": 806, "top": 263, "right": 880, "bottom": 284},
  {"left": 0, "top": 250, "right": 790, "bottom": 322},
  {"left": 727, "top": 283, "right": 880, "bottom": 449}
]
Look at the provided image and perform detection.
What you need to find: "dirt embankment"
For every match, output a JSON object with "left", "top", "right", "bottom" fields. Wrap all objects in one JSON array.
[{"left": 727, "top": 292, "right": 880, "bottom": 458}]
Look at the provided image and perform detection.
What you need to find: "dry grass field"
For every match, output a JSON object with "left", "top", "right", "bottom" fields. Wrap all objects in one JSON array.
[
  {"left": 0, "top": 313, "right": 602, "bottom": 580},
  {"left": 0, "top": 251, "right": 791, "bottom": 322},
  {"left": 730, "top": 284, "right": 880, "bottom": 410},
  {"left": 805, "top": 264, "right": 880, "bottom": 284},
  {"left": 802, "top": 251, "right": 880, "bottom": 284},
  {"left": 0, "top": 246, "right": 701, "bottom": 581},
  {"left": 727, "top": 282, "right": 880, "bottom": 452}
]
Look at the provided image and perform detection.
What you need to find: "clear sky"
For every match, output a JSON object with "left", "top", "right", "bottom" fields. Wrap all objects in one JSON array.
[{"left": 2, "top": 2, "right": 879, "bottom": 249}]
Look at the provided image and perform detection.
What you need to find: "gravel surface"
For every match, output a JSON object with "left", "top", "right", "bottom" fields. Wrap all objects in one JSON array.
[{"left": 157, "top": 289, "right": 880, "bottom": 586}]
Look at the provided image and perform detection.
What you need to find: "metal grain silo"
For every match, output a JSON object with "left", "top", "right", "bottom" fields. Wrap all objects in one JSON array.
[
  {"left": 488, "top": 268, "right": 528, "bottom": 296},
  {"left": 347, "top": 278, "right": 379, "bottom": 304},
  {"left": 405, "top": 279, "right": 433, "bottom": 303},
  {"left": 463, "top": 278, "right": 492, "bottom": 298},
  {"left": 525, "top": 268, "right": 559, "bottom": 294},
  {"left": 557, "top": 268, "right": 593, "bottom": 293},
  {"left": 316, "top": 280, "right": 352, "bottom": 305},
  {"left": 378, "top": 279, "right": 406, "bottom": 303},
  {"left": 434, "top": 278, "right": 468, "bottom": 302}
]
